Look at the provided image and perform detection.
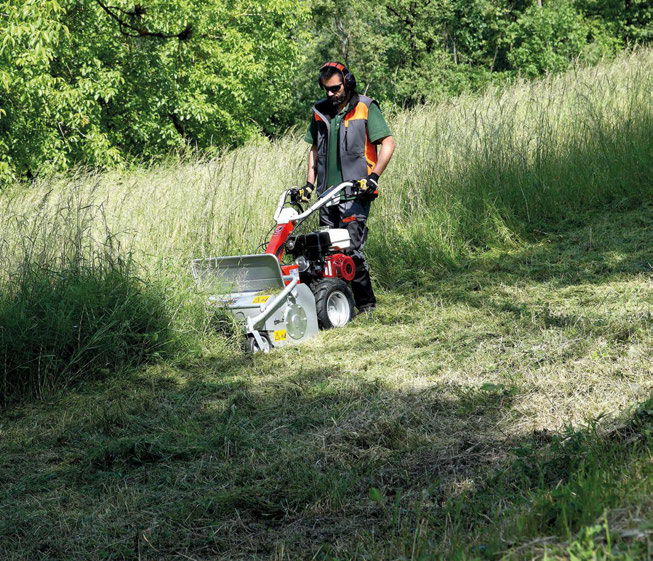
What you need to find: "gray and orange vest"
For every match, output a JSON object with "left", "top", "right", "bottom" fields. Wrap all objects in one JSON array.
[{"left": 312, "top": 93, "right": 379, "bottom": 196}]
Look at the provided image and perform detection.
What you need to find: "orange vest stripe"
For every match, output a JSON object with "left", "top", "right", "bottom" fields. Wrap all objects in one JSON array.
[
  {"left": 344, "top": 103, "right": 369, "bottom": 122},
  {"left": 365, "top": 138, "right": 377, "bottom": 172}
]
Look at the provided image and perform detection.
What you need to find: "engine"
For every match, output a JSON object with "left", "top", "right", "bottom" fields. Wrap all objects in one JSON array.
[{"left": 285, "top": 229, "right": 356, "bottom": 283}]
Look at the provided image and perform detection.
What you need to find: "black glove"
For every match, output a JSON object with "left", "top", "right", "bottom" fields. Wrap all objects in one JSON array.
[
  {"left": 356, "top": 173, "right": 379, "bottom": 200},
  {"left": 290, "top": 182, "right": 314, "bottom": 203}
]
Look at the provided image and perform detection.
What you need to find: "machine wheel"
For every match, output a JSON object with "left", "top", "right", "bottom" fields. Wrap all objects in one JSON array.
[
  {"left": 312, "top": 278, "right": 355, "bottom": 329},
  {"left": 245, "top": 333, "right": 271, "bottom": 353}
]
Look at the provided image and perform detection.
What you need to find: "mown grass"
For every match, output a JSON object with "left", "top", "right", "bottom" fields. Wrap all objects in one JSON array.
[
  {"left": 0, "top": 49, "right": 650, "bottom": 558},
  {"left": 0, "top": 204, "right": 650, "bottom": 559}
]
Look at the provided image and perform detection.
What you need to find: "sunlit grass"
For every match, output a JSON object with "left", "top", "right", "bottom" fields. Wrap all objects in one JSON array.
[
  {"left": 1, "top": 48, "right": 651, "bottom": 403},
  {"left": 0, "top": 205, "right": 650, "bottom": 559}
]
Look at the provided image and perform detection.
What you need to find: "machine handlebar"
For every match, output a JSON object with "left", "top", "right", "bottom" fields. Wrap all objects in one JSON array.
[{"left": 274, "top": 181, "right": 355, "bottom": 225}]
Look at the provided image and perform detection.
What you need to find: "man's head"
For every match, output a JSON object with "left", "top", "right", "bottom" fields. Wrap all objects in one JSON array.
[{"left": 319, "top": 62, "right": 355, "bottom": 108}]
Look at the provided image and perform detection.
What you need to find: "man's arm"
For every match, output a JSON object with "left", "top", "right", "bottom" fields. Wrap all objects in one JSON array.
[
  {"left": 307, "top": 144, "right": 318, "bottom": 185},
  {"left": 371, "top": 135, "right": 395, "bottom": 178}
]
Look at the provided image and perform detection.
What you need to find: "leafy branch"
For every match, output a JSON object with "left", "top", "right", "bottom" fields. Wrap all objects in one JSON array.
[{"left": 95, "top": 0, "right": 193, "bottom": 41}]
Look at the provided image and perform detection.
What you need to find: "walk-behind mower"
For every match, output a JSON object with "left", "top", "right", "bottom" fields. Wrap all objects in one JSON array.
[{"left": 192, "top": 181, "right": 360, "bottom": 352}]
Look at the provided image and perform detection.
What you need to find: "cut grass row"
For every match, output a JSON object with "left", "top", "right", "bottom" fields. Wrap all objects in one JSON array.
[{"left": 0, "top": 205, "right": 650, "bottom": 559}]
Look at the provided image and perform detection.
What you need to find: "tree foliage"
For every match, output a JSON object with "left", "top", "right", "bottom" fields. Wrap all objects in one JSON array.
[
  {"left": 0, "top": 0, "right": 308, "bottom": 180},
  {"left": 506, "top": 1, "right": 594, "bottom": 77},
  {"left": 0, "top": 0, "right": 650, "bottom": 181},
  {"left": 299, "top": 0, "right": 649, "bottom": 106}
]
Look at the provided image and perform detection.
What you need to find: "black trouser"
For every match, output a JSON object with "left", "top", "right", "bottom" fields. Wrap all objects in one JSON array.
[{"left": 319, "top": 198, "right": 376, "bottom": 309}]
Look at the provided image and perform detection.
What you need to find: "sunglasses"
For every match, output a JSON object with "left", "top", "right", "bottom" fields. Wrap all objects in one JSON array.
[{"left": 324, "top": 83, "right": 343, "bottom": 93}]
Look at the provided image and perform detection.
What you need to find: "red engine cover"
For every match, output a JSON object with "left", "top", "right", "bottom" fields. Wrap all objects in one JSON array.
[{"left": 325, "top": 253, "right": 356, "bottom": 282}]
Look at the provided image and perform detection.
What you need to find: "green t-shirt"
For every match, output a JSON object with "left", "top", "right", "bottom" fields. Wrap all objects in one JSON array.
[{"left": 304, "top": 101, "right": 391, "bottom": 190}]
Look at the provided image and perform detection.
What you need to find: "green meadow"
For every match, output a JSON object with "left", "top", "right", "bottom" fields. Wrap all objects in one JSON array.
[{"left": 0, "top": 50, "right": 651, "bottom": 559}]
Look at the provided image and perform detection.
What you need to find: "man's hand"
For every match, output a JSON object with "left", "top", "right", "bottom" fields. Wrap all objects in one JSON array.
[
  {"left": 356, "top": 173, "right": 379, "bottom": 200},
  {"left": 290, "top": 182, "right": 314, "bottom": 203}
]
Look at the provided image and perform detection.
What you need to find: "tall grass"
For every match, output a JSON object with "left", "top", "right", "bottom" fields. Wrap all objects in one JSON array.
[
  {"left": 0, "top": 189, "right": 179, "bottom": 404},
  {"left": 375, "top": 49, "right": 652, "bottom": 285},
  {"left": 0, "top": 49, "right": 651, "bottom": 402}
]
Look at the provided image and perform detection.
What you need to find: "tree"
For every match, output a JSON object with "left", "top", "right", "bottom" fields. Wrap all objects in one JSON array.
[
  {"left": 0, "top": 0, "right": 309, "bottom": 181},
  {"left": 575, "top": 0, "right": 652, "bottom": 43},
  {"left": 296, "top": 0, "right": 512, "bottom": 108}
]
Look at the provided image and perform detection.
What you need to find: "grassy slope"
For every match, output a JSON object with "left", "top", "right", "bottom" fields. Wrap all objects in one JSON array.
[
  {"left": 1, "top": 49, "right": 651, "bottom": 404},
  {"left": 2, "top": 50, "right": 650, "bottom": 281},
  {"left": 1, "top": 49, "right": 652, "bottom": 558},
  {"left": 1, "top": 204, "right": 650, "bottom": 560}
]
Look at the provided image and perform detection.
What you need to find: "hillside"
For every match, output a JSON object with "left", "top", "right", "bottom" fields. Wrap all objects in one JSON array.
[{"left": 0, "top": 51, "right": 651, "bottom": 559}]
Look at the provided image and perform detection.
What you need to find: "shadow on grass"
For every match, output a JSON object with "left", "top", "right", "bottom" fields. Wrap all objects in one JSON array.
[
  {"left": 0, "top": 371, "right": 522, "bottom": 551},
  {"left": 2, "top": 359, "right": 649, "bottom": 559},
  {"left": 414, "top": 397, "right": 653, "bottom": 560},
  {"left": 395, "top": 202, "right": 652, "bottom": 303},
  {"left": 372, "top": 108, "right": 652, "bottom": 291},
  {"left": 0, "top": 205, "right": 650, "bottom": 559}
]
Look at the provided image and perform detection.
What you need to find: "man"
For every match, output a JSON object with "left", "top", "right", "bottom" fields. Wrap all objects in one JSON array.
[{"left": 294, "top": 61, "right": 395, "bottom": 313}]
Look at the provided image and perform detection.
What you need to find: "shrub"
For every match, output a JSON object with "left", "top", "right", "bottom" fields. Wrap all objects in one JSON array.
[{"left": 507, "top": 1, "right": 592, "bottom": 77}]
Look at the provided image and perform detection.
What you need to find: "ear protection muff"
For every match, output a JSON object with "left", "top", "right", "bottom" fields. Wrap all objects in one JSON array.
[{"left": 318, "top": 61, "right": 357, "bottom": 92}]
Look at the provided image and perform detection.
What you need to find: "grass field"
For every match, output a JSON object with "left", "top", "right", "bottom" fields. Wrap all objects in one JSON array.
[
  {"left": 0, "top": 50, "right": 651, "bottom": 559},
  {"left": 1, "top": 49, "right": 651, "bottom": 403},
  {"left": 1, "top": 203, "right": 651, "bottom": 559}
]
